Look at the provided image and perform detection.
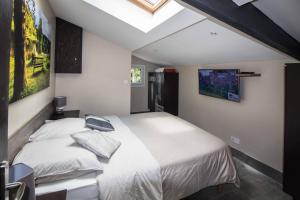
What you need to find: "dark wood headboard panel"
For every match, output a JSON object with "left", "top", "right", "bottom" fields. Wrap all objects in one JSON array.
[{"left": 8, "top": 103, "right": 54, "bottom": 163}]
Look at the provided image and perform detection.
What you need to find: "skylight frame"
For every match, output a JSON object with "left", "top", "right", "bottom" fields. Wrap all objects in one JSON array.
[{"left": 130, "top": 0, "right": 169, "bottom": 14}]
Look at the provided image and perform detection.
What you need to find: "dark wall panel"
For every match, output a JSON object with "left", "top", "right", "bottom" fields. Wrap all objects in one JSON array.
[
  {"left": 284, "top": 63, "right": 300, "bottom": 199},
  {"left": 55, "top": 18, "right": 83, "bottom": 73}
]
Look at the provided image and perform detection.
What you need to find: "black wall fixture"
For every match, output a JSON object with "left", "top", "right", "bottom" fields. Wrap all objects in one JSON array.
[
  {"left": 55, "top": 18, "right": 83, "bottom": 73},
  {"left": 181, "top": 0, "right": 300, "bottom": 61}
]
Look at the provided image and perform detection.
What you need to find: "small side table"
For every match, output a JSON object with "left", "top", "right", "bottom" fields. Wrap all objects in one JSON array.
[
  {"left": 9, "top": 163, "right": 35, "bottom": 200},
  {"left": 51, "top": 110, "right": 80, "bottom": 120},
  {"left": 36, "top": 190, "right": 66, "bottom": 200}
]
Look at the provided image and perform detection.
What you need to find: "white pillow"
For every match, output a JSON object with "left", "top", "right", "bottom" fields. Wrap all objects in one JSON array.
[
  {"left": 72, "top": 130, "right": 121, "bottom": 159},
  {"left": 13, "top": 137, "right": 103, "bottom": 184},
  {"left": 29, "top": 118, "right": 89, "bottom": 142}
]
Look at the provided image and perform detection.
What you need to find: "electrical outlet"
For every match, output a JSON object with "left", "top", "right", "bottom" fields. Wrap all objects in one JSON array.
[{"left": 231, "top": 136, "right": 240, "bottom": 145}]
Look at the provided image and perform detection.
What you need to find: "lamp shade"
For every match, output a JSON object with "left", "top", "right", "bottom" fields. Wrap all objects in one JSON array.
[{"left": 54, "top": 96, "right": 67, "bottom": 108}]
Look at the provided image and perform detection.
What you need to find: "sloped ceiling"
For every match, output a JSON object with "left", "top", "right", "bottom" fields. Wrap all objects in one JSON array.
[
  {"left": 48, "top": 0, "right": 205, "bottom": 50},
  {"left": 133, "top": 20, "right": 288, "bottom": 65},
  {"left": 48, "top": 0, "right": 291, "bottom": 65}
]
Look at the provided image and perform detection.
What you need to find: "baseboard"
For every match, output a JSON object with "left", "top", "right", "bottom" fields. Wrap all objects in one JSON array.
[{"left": 230, "top": 147, "right": 283, "bottom": 183}]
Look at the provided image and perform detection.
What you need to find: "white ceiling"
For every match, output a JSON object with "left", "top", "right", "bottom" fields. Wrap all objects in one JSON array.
[
  {"left": 82, "top": 0, "right": 185, "bottom": 33},
  {"left": 48, "top": 0, "right": 291, "bottom": 66},
  {"left": 253, "top": 0, "right": 300, "bottom": 42},
  {"left": 48, "top": 0, "right": 205, "bottom": 50},
  {"left": 133, "top": 20, "right": 288, "bottom": 65}
]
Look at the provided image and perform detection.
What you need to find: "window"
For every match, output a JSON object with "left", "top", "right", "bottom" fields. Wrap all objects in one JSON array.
[
  {"left": 130, "top": 0, "right": 169, "bottom": 13},
  {"left": 131, "top": 65, "right": 145, "bottom": 87}
]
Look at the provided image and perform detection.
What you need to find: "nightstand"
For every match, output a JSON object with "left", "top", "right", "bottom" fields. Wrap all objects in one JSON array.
[
  {"left": 9, "top": 163, "right": 35, "bottom": 200},
  {"left": 51, "top": 110, "right": 80, "bottom": 120},
  {"left": 36, "top": 190, "right": 66, "bottom": 200}
]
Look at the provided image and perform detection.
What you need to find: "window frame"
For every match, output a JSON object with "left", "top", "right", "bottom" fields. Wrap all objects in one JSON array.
[
  {"left": 131, "top": 65, "right": 145, "bottom": 88},
  {"left": 129, "top": 0, "right": 169, "bottom": 14}
]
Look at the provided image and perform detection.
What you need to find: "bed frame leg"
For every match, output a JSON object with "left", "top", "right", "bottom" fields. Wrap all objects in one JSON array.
[{"left": 217, "top": 185, "right": 224, "bottom": 193}]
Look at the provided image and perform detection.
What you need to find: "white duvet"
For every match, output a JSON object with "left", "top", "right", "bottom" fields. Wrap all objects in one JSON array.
[
  {"left": 121, "top": 112, "right": 240, "bottom": 200},
  {"left": 96, "top": 116, "right": 163, "bottom": 200}
]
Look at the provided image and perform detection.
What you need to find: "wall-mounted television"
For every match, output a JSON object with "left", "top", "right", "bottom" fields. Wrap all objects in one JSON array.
[{"left": 198, "top": 69, "right": 240, "bottom": 102}]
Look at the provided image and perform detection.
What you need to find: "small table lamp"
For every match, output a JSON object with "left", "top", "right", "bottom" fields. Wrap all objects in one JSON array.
[{"left": 54, "top": 96, "right": 67, "bottom": 114}]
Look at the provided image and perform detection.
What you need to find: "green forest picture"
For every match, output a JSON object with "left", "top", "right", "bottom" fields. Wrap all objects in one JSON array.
[{"left": 9, "top": 0, "right": 51, "bottom": 103}]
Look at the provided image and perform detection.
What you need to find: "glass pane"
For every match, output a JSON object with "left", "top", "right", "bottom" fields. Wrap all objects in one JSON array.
[
  {"left": 144, "top": 0, "right": 161, "bottom": 5},
  {"left": 131, "top": 67, "right": 143, "bottom": 84}
]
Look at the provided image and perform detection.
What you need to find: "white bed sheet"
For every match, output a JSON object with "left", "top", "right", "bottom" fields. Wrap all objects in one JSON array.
[
  {"left": 35, "top": 172, "right": 99, "bottom": 200},
  {"left": 95, "top": 116, "right": 163, "bottom": 200},
  {"left": 121, "top": 112, "right": 240, "bottom": 200}
]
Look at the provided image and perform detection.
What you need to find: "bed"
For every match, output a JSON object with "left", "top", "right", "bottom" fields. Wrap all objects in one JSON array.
[
  {"left": 13, "top": 112, "right": 239, "bottom": 200},
  {"left": 121, "top": 112, "right": 239, "bottom": 200}
]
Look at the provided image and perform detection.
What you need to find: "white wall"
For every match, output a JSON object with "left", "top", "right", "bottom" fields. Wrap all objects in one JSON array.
[
  {"left": 8, "top": 0, "right": 56, "bottom": 138},
  {"left": 131, "top": 56, "right": 159, "bottom": 113},
  {"left": 177, "top": 59, "right": 296, "bottom": 172},
  {"left": 55, "top": 31, "right": 131, "bottom": 117}
]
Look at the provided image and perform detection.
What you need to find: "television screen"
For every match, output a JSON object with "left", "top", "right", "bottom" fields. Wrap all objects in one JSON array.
[{"left": 198, "top": 69, "right": 240, "bottom": 102}]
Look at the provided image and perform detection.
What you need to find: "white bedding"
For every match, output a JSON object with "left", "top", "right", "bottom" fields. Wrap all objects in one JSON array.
[
  {"left": 36, "top": 172, "right": 99, "bottom": 200},
  {"left": 32, "top": 113, "right": 239, "bottom": 200},
  {"left": 121, "top": 112, "right": 240, "bottom": 200},
  {"left": 96, "top": 116, "right": 163, "bottom": 200}
]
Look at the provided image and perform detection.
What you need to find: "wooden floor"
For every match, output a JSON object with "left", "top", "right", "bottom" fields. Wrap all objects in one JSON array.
[{"left": 183, "top": 158, "right": 292, "bottom": 200}]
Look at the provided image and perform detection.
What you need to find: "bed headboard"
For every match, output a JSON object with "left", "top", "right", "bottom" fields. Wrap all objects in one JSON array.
[{"left": 8, "top": 103, "right": 54, "bottom": 163}]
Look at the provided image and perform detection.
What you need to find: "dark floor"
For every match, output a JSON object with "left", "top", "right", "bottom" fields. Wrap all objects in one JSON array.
[{"left": 184, "top": 158, "right": 292, "bottom": 200}]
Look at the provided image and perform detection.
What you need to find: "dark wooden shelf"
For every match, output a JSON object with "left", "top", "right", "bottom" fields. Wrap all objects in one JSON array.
[
  {"left": 36, "top": 190, "right": 66, "bottom": 200},
  {"left": 236, "top": 72, "right": 261, "bottom": 77},
  {"left": 236, "top": 74, "right": 261, "bottom": 77},
  {"left": 51, "top": 110, "right": 80, "bottom": 120}
]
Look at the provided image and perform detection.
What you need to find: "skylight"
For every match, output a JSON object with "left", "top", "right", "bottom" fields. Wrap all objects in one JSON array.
[
  {"left": 130, "top": 0, "right": 169, "bottom": 13},
  {"left": 146, "top": 0, "right": 161, "bottom": 5},
  {"left": 82, "top": 0, "right": 184, "bottom": 33}
]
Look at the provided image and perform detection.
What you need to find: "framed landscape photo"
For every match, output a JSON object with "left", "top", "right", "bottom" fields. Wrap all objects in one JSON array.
[{"left": 9, "top": 0, "right": 51, "bottom": 103}]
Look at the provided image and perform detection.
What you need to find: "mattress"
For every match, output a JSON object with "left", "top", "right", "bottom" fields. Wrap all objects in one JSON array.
[
  {"left": 120, "top": 112, "right": 239, "bottom": 200},
  {"left": 35, "top": 172, "right": 99, "bottom": 200}
]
